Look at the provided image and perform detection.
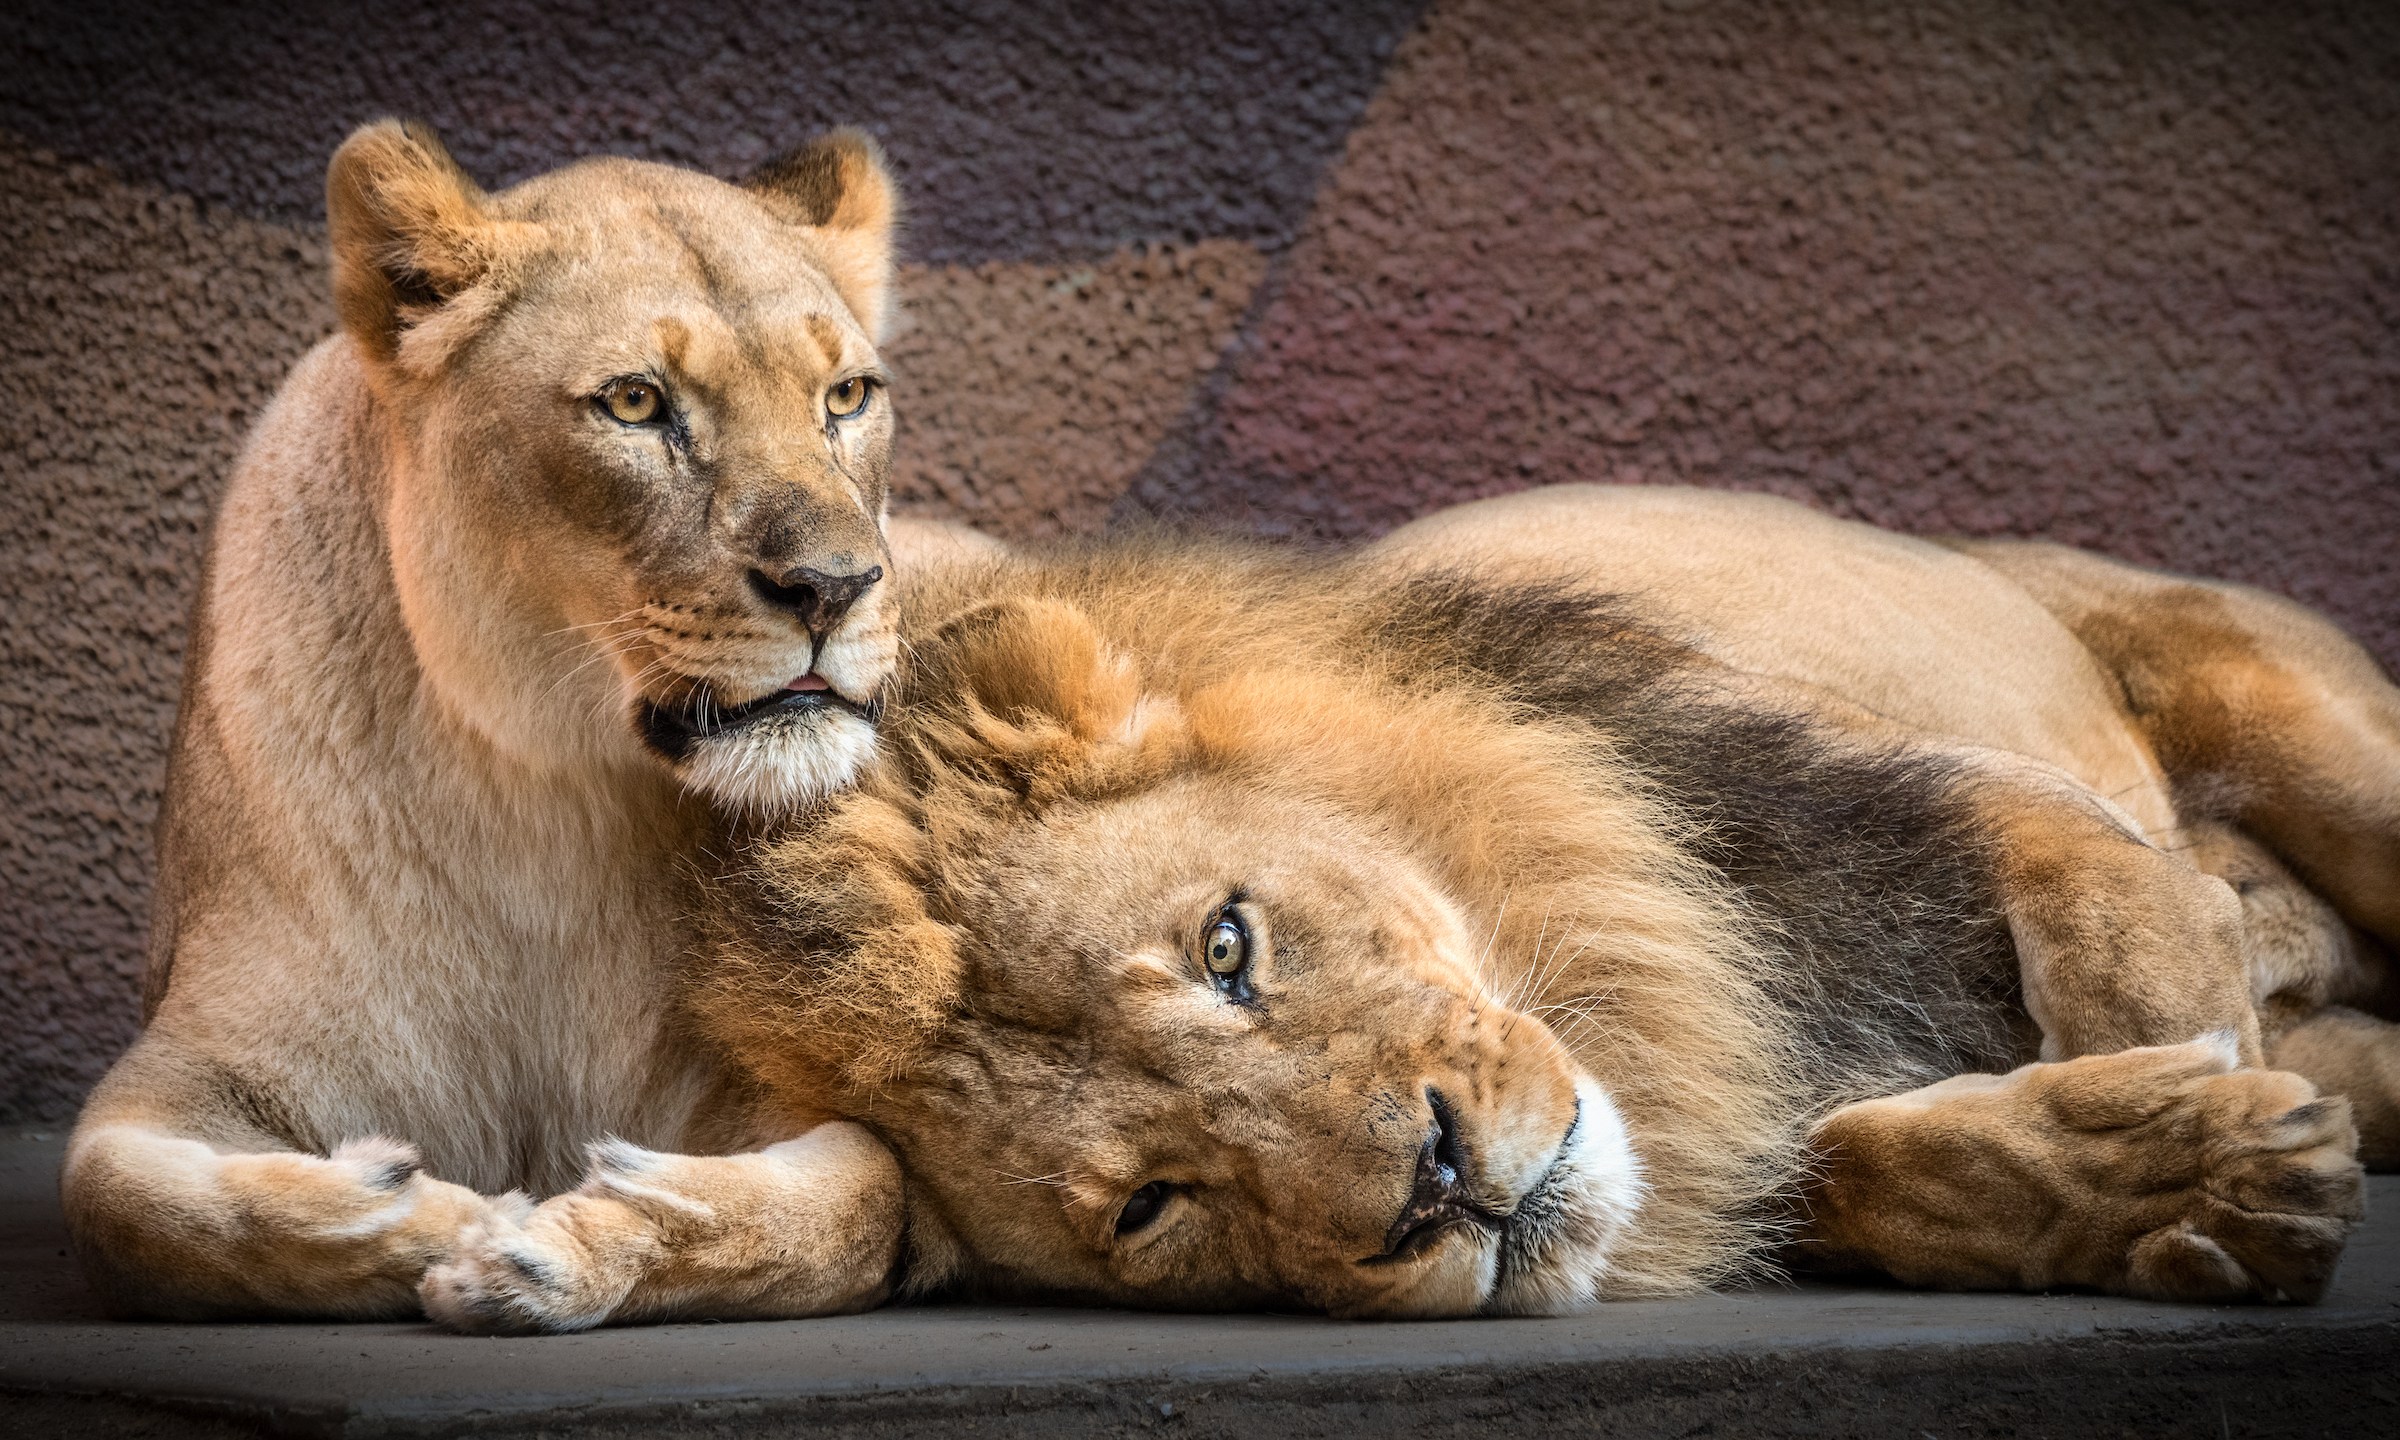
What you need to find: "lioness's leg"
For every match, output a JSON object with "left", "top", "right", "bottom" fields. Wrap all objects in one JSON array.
[
  {"left": 420, "top": 1123, "right": 901, "bottom": 1334},
  {"left": 1959, "top": 539, "right": 2400, "bottom": 944},
  {"left": 65, "top": 1037, "right": 523, "bottom": 1319},
  {"left": 1797, "top": 1038, "right": 2363, "bottom": 1301}
]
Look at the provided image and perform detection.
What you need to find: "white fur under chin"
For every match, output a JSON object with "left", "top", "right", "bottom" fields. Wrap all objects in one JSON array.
[
  {"left": 676, "top": 709, "right": 879, "bottom": 815},
  {"left": 1484, "top": 1075, "right": 1647, "bottom": 1315}
]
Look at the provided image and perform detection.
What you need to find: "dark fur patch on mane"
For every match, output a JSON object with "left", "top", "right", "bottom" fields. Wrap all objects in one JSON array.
[{"left": 1363, "top": 571, "right": 2033, "bottom": 1101}]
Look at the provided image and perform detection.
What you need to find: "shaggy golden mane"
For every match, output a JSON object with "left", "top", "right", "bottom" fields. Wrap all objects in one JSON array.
[{"left": 694, "top": 536, "right": 1823, "bottom": 1294}]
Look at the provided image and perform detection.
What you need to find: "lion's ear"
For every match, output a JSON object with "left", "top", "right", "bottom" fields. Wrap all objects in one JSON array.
[
  {"left": 903, "top": 596, "right": 1186, "bottom": 789},
  {"left": 327, "top": 119, "right": 530, "bottom": 367},
  {"left": 926, "top": 597, "right": 1158, "bottom": 741},
  {"left": 745, "top": 128, "right": 900, "bottom": 342}
]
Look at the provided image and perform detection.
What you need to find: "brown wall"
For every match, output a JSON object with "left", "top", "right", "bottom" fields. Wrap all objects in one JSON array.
[{"left": 4, "top": 0, "right": 2395, "bottom": 1122}]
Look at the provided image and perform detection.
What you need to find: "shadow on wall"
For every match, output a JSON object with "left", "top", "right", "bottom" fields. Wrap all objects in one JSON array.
[{"left": 3, "top": 0, "right": 2396, "bottom": 1123}]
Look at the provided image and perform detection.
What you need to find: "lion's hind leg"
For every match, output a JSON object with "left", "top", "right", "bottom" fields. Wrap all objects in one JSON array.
[
  {"left": 1960, "top": 539, "right": 2400, "bottom": 946},
  {"left": 1796, "top": 1038, "right": 2364, "bottom": 1302},
  {"left": 2271, "top": 1008, "right": 2400, "bottom": 1169}
]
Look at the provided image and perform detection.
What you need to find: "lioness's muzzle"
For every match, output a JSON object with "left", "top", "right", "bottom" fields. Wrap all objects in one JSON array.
[{"left": 639, "top": 683, "right": 882, "bottom": 762}]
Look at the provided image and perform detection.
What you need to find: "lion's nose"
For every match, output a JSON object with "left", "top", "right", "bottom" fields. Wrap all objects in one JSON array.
[
  {"left": 750, "top": 563, "right": 883, "bottom": 637},
  {"left": 1369, "top": 1088, "right": 1496, "bottom": 1263}
]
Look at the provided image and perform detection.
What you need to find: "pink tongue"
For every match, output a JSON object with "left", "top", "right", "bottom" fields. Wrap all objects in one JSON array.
[{"left": 785, "top": 674, "right": 832, "bottom": 693}]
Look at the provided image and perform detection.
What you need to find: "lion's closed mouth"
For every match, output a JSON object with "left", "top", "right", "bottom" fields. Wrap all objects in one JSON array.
[
  {"left": 639, "top": 678, "right": 882, "bottom": 761},
  {"left": 1492, "top": 1097, "right": 1584, "bottom": 1276}
]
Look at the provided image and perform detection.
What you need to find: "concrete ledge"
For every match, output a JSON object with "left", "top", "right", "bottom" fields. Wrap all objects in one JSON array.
[{"left": 3, "top": 1132, "right": 2393, "bottom": 1438}]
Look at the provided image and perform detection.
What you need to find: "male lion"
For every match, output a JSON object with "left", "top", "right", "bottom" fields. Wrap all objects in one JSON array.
[
  {"left": 63, "top": 119, "right": 970, "bottom": 1320},
  {"left": 421, "top": 486, "right": 2391, "bottom": 1330}
]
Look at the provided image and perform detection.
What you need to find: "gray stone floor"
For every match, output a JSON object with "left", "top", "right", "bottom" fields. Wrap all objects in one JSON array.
[{"left": 1, "top": 1129, "right": 2392, "bottom": 1438}]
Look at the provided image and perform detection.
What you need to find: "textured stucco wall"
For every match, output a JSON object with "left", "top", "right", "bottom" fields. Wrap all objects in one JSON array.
[
  {"left": 4, "top": 0, "right": 2395, "bottom": 1121},
  {"left": 1135, "top": 0, "right": 2400, "bottom": 665}
]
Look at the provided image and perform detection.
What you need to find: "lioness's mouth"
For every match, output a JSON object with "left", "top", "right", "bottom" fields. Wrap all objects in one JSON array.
[{"left": 638, "top": 675, "right": 883, "bottom": 762}]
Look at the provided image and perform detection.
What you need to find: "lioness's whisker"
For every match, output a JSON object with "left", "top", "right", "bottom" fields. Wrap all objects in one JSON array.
[
  {"left": 541, "top": 606, "right": 651, "bottom": 640},
  {"left": 585, "top": 656, "right": 678, "bottom": 727},
  {"left": 539, "top": 631, "right": 654, "bottom": 706}
]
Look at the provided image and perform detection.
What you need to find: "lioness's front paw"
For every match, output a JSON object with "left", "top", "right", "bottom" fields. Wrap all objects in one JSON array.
[
  {"left": 419, "top": 1189, "right": 648, "bottom": 1336},
  {"left": 419, "top": 1127, "right": 904, "bottom": 1333},
  {"left": 2035, "top": 1038, "right": 2365, "bottom": 1303},
  {"left": 419, "top": 1139, "right": 734, "bottom": 1334},
  {"left": 65, "top": 1127, "right": 534, "bottom": 1320}
]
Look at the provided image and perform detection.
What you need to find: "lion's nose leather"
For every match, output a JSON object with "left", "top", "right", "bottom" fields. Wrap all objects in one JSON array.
[
  {"left": 752, "top": 563, "right": 882, "bottom": 637},
  {"left": 1372, "top": 1089, "right": 1493, "bottom": 1261}
]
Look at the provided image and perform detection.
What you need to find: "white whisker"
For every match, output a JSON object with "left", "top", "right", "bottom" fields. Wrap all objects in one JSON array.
[{"left": 1471, "top": 891, "right": 1512, "bottom": 1006}]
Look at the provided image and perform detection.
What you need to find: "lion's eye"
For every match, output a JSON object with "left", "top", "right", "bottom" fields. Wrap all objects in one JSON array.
[
  {"left": 601, "top": 379, "right": 663, "bottom": 425},
  {"left": 1201, "top": 904, "right": 1257, "bottom": 1003},
  {"left": 826, "top": 376, "right": 870, "bottom": 419},
  {"left": 1116, "top": 1181, "right": 1172, "bottom": 1237},
  {"left": 1204, "top": 918, "right": 1247, "bottom": 977}
]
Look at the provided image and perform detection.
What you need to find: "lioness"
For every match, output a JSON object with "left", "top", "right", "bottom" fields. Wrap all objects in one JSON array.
[
  {"left": 424, "top": 486, "right": 2390, "bottom": 1329},
  {"left": 63, "top": 119, "right": 965, "bottom": 1319}
]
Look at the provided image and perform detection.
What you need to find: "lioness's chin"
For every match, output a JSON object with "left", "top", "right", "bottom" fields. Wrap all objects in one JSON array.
[
  {"left": 673, "top": 707, "right": 879, "bottom": 814},
  {"left": 1483, "top": 1076, "right": 1647, "bottom": 1316}
]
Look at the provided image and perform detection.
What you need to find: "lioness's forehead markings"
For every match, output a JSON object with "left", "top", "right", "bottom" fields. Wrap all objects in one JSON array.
[
  {"left": 653, "top": 315, "right": 693, "bottom": 372},
  {"left": 806, "top": 313, "right": 846, "bottom": 369},
  {"left": 648, "top": 311, "right": 742, "bottom": 408},
  {"left": 639, "top": 193, "right": 788, "bottom": 377},
  {"left": 648, "top": 194, "right": 738, "bottom": 310}
]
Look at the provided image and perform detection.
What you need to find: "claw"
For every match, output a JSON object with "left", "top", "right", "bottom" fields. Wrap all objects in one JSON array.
[{"left": 331, "top": 1136, "right": 423, "bottom": 1193}]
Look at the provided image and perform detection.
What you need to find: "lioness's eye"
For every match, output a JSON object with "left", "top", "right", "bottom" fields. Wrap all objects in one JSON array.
[
  {"left": 600, "top": 379, "right": 662, "bottom": 426},
  {"left": 826, "top": 376, "right": 870, "bottom": 419},
  {"left": 1116, "top": 1181, "right": 1172, "bottom": 1236}
]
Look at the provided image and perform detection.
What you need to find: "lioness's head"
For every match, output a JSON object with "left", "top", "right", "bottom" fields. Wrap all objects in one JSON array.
[
  {"left": 327, "top": 120, "right": 904, "bottom": 809},
  {"left": 699, "top": 562, "right": 1796, "bottom": 1316}
]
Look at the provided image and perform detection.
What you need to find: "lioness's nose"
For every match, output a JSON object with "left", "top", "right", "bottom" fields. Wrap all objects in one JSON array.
[{"left": 750, "top": 563, "right": 883, "bottom": 637}]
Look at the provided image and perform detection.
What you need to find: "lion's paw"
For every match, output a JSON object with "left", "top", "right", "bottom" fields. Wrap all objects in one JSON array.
[{"left": 2039, "top": 1038, "right": 2365, "bottom": 1303}]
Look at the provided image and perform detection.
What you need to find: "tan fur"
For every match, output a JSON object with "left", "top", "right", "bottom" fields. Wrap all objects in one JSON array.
[
  {"left": 65, "top": 120, "right": 935, "bottom": 1321},
  {"left": 425, "top": 488, "right": 2391, "bottom": 1326},
  {"left": 692, "top": 567, "right": 1802, "bottom": 1312},
  {"left": 1800, "top": 1037, "right": 2358, "bottom": 1300},
  {"left": 1374, "top": 486, "right": 2184, "bottom": 837}
]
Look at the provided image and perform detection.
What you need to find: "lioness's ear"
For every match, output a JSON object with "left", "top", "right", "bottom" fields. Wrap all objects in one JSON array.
[
  {"left": 745, "top": 129, "right": 900, "bottom": 342},
  {"left": 326, "top": 119, "right": 526, "bottom": 366}
]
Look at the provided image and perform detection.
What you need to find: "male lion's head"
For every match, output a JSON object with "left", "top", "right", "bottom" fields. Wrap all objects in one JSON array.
[
  {"left": 698, "top": 557, "right": 1797, "bottom": 1315},
  {"left": 327, "top": 120, "right": 903, "bottom": 810}
]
